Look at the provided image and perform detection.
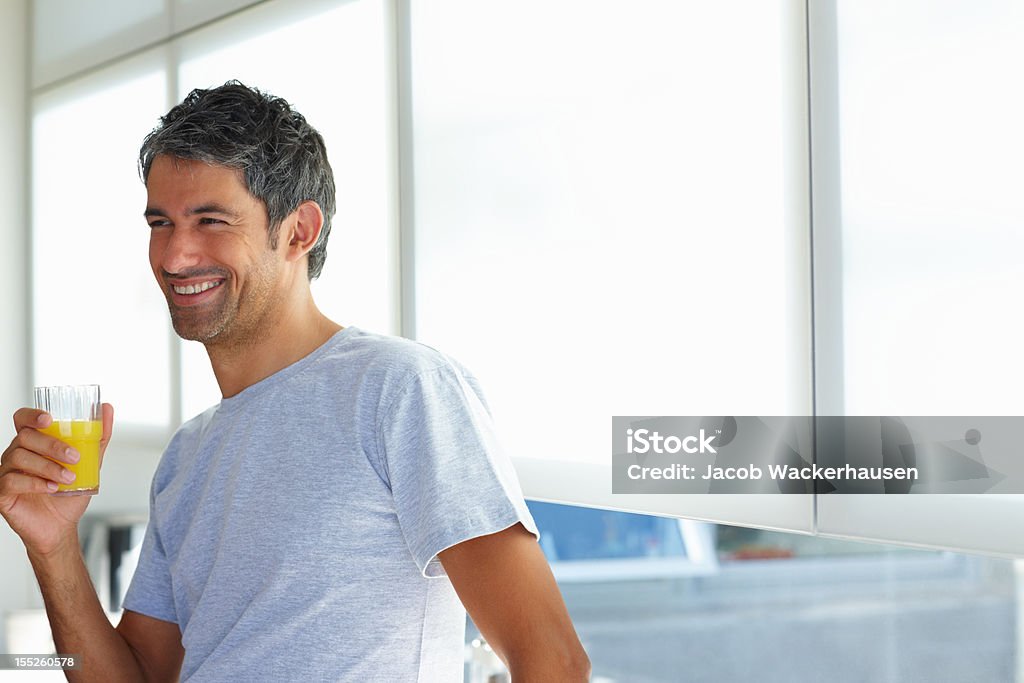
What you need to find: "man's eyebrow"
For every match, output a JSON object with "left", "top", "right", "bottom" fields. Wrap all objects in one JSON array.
[
  {"left": 187, "top": 203, "right": 241, "bottom": 218},
  {"left": 143, "top": 204, "right": 241, "bottom": 218}
]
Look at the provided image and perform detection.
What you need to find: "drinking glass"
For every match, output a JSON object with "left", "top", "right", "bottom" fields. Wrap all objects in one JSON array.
[{"left": 33, "top": 384, "right": 102, "bottom": 496}]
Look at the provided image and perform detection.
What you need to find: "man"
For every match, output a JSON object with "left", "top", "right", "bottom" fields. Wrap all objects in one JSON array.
[{"left": 0, "top": 82, "right": 590, "bottom": 682}]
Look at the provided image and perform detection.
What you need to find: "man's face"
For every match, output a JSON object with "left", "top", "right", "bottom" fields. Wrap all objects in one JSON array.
[{"left": 145, "top": 155, "right": 287, "bottom": 347}]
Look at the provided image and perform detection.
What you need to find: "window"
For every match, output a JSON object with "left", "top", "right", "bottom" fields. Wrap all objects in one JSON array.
[
  {"left": 25, "top": 0, "right": 1024, "bottom": 558},
  {"left": 175, "top": 0, "right": 396, "bottom": 418},
  {"left": 833, "top": 0, "right": 1024, "bottom": 416},
  {"left": 412, "top": 0, "right": 812, "bottom": 439},
  {"left": 31, "top": 0, "right": 397, "bottom": 430},
  {"left": 32, "top": 57, "right": 169, "bottom": 429},
  {"left": 409, "top": 1, "right": 813, "bottom": 533},
  {"left": 813, "top": 0, "right": 1024, "bottom": 556}
]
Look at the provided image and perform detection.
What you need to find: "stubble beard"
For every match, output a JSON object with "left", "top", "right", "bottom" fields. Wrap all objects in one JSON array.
[
  {"left": 169, "top": 295, "right": 234, "bottom": 344},
  {"left": 167, "top": 255, "right": 282, "bottom": 350}
]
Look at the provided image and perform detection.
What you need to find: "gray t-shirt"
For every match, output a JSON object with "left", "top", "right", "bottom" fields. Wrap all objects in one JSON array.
[{"left": 122, "top": 326, "right": 538, "bottom": 682}]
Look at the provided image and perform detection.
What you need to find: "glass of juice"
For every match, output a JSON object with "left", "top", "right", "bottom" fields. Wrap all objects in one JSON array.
[{"left": 33, "top": 384, "right": 102, "bottom": 496}]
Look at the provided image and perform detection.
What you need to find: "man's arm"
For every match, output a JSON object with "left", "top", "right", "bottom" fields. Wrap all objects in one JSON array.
[
  {"left": 1, "top": 406, "right": 182, "bottom": 682},
  {"left": 438, "top": 522, "right": 591, "bottom": 682},
  {"left": 116, "top": 611, "right": 184, "bottom": 682},
  {"left": 28, "top": 539, "right": 183, "bottom": 683}
]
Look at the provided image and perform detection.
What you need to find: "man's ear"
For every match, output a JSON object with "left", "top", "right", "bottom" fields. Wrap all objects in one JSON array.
[{"left": 283, "top": 200, "right": 324, "bottom": 263}]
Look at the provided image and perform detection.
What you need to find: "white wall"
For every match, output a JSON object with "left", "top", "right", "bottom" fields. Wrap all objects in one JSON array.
[{"left": 0, "top": 0, "right": 35, "bottom": 649}]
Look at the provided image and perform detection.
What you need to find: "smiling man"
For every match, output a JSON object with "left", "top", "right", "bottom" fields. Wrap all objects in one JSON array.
[{"left": 0, "top": 82, "right": 590, "bottom": 682}]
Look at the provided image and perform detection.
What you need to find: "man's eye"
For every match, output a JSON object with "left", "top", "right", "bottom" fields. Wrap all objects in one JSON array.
[
  {"left": 199, "top": 217, "right": 225, "bottom": 225},
  {"left": 148, "top": 220, "right": 169, "bottom": 228}
]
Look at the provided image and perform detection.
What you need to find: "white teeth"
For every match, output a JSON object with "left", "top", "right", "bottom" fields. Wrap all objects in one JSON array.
[{"left": 173, "top": 280, "right": 222, "bottom": 295}]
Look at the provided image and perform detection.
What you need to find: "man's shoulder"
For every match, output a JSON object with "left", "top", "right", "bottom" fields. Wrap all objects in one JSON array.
[
  {"left": 322, "top": 326, "right": 465, "bottom": 386},
  {"left": 165, "top": 403, "right": 219, "bottom": 452},
  {"left": 326, "top": 327, "right": 486, "bottom": 425},
  {"left": 151, "top": 328, "right": 469, "bottom": 483},
  {"left": 149, "top": 404, "right": 218, "bottom": 493}
]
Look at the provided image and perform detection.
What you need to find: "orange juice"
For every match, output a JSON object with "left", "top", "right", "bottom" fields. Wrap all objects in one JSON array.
[{"left": 39, "top": 420, "right": 101, "bottom": 495}]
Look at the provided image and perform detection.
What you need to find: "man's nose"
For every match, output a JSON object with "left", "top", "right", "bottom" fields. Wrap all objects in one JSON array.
[{"left": 159, "top": 225, "right": 203, "bottom": 274}]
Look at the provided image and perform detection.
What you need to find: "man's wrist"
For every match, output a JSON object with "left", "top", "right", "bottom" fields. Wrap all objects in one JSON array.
[{"left": 26, "top": 532, "right": 82, "bottom": 570}]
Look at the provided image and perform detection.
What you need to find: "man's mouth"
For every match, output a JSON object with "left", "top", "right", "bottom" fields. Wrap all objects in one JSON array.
[
  {"left": 172, "top": 280, "right": 223, "bottom": 295},
  {"left": 167, "top": 278, "right": 226, "bottom": 307}
]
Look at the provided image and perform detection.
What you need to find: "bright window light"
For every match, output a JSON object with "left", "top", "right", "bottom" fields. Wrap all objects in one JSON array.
[
  {"left": 175, "top": 0, "right": 395, "bottom": 418},
  {"left": 411, "top": 0, "right": 811, "bottom": 466},
  {"left": 837, "top": 0, "right": 1024, "bottom": 415},
  {"left": 33, "top": 67, "right": 170, "bottom": 428}
]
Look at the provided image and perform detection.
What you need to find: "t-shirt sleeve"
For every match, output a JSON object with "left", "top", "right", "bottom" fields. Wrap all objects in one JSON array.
[
  {"left": 121, "top": 481, "right": 178, "bottom": 624},
  {"left": 377, "top": 361, "right": 539, "bottom": 578}
]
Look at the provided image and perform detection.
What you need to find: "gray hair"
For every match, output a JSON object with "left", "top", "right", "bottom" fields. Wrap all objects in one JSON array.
[{"left": 139, "top": 80, "right": 336, "bottom": 280}]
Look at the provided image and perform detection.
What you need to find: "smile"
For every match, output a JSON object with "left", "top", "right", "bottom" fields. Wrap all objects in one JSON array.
[{"left": 173, "top": 280, "right": 223, "bottom": 295}]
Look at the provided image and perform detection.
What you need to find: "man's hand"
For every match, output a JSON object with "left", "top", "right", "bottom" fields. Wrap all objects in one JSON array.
[
  {"left": 2, "top": 404, "right": 179, "bottom": 683},
  {"left": 0, "top": 404, "right": 114, "bottom": 556},
  {"left": 439, "top": 522, "right": 591, "bottom": 682}
]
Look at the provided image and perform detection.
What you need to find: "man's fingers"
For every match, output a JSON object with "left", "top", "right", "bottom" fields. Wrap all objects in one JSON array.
[
  {"left": 100, "top": 403, "right": 114, "bottom": 447},
  {"left": 98, "top": 403, "right": 114, "bottom": 468},
  {"left": 13, "top": 408, "right": 50, "bottom": 432},
  {"left": 7, "top": 427, "right": 80, "bottom": 465},
  {"left": 1, "top": 447, "right": 77, "bottom": 487},
  {"left": 0, "top": 469, "right": 60, "bottom": 496}
]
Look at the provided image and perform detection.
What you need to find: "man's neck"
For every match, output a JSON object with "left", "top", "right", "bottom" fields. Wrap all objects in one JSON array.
[{"left": 206, "top": 298, "right": 343, "bottom": 399}]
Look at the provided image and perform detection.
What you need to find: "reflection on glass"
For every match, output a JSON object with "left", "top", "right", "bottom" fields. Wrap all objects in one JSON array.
[
  {"left": 716, "top": 524, "right": 920, "bottom": 561},
  {"left": 529, "top": 501, "right": 686, "bottom": 561}
]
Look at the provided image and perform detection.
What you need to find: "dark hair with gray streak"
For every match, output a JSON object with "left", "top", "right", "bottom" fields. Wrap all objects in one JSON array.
[{"left": 138, "top": 80, "right": 336, "bottom": 280}]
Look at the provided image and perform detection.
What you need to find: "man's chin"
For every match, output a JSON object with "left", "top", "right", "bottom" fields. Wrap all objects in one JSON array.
[
  {"left": 171, "top": 326, "right": 213, "bottom": 343},
  {"left": 169, "top": 313, "right": 224, "bottom": 344}
]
